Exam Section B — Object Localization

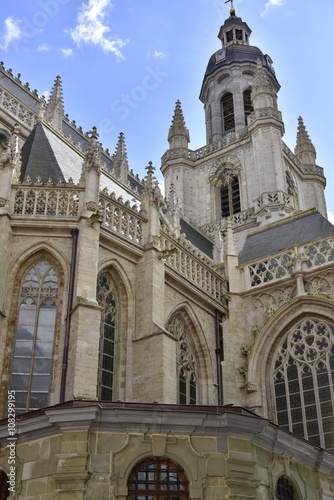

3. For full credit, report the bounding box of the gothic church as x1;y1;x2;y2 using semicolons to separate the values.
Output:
0;6;334;500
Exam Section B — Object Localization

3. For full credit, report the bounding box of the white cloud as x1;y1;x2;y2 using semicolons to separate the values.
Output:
37;43;50;52
70;0;128;58
328;211;334;225
153;50;167;59
61;48;73;57
261;0;284;17
0;17;22;50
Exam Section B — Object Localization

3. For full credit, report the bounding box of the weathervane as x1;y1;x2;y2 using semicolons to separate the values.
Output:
225;0;234;7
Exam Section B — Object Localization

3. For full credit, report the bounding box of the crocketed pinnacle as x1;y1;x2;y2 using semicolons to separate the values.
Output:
45;75;64;132
168;100;190;147
252;59;274;97
112;132;129;183
294;116;316;159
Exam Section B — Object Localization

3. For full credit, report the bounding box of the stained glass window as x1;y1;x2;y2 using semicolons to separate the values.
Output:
127;457;189;499
273;318;334;452
10;261;58;413
96;274;117;401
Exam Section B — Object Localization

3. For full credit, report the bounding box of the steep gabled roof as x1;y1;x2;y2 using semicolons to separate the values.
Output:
239;211;334;264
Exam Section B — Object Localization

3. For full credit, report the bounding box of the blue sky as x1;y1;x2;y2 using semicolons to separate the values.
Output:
1;0;333;220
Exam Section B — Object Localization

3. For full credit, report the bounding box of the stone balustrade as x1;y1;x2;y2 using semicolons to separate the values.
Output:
244;235;334;289
98;192;145;245
13;185;82;217
161;128;249;166
0;88;35;128
160;229;228;302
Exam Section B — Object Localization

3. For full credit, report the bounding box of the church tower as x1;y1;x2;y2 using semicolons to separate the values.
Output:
162;5;327;249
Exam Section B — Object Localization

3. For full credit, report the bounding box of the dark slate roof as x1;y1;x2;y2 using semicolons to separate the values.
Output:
239;211;334;264
21;122;65;183
180;219;213;258
204;44;264;78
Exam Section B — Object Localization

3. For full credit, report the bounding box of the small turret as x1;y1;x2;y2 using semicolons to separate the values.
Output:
112;132;129;184
294;116;316;166
251;59;275;110
168;100;190;150
45;76;64;132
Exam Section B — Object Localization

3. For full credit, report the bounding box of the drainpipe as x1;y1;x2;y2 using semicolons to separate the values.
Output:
60;228;79;403
215;310;224;405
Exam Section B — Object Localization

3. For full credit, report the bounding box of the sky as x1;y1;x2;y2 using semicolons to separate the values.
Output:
0;0;333;220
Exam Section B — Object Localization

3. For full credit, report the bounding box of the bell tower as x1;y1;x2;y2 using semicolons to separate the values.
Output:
199;5;280;144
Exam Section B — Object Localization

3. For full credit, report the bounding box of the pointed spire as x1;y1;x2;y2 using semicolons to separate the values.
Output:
294;116;316;165
168;100;190;149
251;59;275;109
112;132;129;184
45;76;64;132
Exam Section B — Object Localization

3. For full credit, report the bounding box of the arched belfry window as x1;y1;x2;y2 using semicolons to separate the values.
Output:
273;318;334;453
96;273;117;401
210;156;242;218
127;457;189;499
168;315;197;405
10;260;59;413
276;476;295;500
221;92;235;133
243;89;253;125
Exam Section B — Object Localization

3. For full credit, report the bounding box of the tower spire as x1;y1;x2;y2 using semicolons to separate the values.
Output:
225;0;236;16
45;75;64;132
168;100;190;149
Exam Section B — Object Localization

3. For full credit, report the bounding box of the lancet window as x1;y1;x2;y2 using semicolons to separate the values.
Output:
221;92;235;133
168;315;197;405
220;176;240;217
96;273;117;401
273;318;334;453
127;457;189;499
10;260;59;413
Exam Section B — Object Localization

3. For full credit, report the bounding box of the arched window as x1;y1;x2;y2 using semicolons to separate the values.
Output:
243;89;253;125
96;274;117;401
10;260;59;413
273;318;334;453
276;476;294;500
0;471;9;500
168;315;197;405
221;93;235;133
220;176;241;217
127;457;189;499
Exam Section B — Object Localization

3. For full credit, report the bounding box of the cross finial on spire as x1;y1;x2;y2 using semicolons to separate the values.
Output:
225;0;236;16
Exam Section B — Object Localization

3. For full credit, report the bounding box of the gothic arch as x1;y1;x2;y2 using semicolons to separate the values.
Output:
97;260;133;401
247;296;334;420
166;303;214;404
0;248;66;416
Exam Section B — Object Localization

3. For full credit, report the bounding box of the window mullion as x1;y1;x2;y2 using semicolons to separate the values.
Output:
298;364;308;440
313;362;325;448
284;363;293;432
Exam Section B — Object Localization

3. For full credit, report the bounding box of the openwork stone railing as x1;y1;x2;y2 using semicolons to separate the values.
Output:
245;236;334;289
13;185;82;217
0;88;35;128
201;208;256;238
161;128;249;165
255;191;292;210
98;192;145;245
160;228;228;302
247;107;282;126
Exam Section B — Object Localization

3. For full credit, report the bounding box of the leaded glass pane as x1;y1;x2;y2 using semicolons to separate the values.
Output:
10;260;58;414
96;274;117;401
273;318;334;451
